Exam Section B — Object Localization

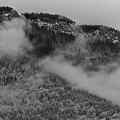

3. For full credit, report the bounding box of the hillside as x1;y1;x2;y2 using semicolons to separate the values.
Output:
0;6;120;120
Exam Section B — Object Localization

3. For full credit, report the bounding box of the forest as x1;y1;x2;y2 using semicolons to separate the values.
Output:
0;6;120;120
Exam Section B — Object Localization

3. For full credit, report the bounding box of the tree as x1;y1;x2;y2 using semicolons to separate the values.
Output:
99;111;107;119
112;113;120;119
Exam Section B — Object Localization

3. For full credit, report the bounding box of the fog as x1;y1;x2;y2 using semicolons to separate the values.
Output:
39;34;120;106
0;18;32;58
40;56;120;106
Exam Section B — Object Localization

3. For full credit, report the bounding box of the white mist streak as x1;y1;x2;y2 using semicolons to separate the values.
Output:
0;18;32;58
41;56;120;106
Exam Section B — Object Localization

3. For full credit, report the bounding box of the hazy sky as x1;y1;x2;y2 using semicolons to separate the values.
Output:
1;0;120;30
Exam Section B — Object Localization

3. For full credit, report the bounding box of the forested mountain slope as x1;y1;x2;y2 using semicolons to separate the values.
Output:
0;6;120;120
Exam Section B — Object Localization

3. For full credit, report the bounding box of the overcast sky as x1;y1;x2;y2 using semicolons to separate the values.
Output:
1;0;120;30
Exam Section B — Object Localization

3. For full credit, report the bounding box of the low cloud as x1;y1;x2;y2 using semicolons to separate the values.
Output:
41;56;120;106
40;33;120;106
0;18;32;58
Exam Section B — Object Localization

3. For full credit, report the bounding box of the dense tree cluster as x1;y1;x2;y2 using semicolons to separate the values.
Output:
22;11;76;57
0;71;120;120
81;25;101;33
27;22;75;56
23;12;75;24
0;6;13;14
0;54;38;86
0;7;19;22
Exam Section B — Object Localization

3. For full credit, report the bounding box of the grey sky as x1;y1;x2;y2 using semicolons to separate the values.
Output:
1;0;120;30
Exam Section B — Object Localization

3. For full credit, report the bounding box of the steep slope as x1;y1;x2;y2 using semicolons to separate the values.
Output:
23;12;76;56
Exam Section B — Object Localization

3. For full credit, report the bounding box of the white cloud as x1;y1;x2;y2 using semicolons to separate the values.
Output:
41;56;120;106
0;18;32;58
